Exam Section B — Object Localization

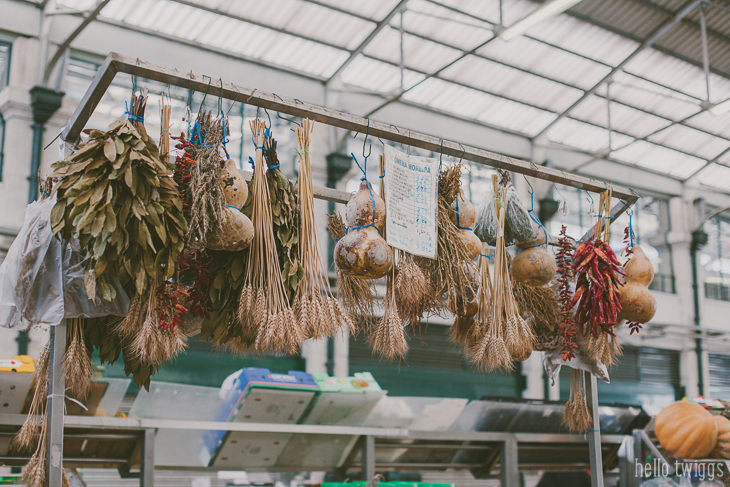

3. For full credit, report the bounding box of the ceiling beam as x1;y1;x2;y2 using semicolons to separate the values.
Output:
42;0;110;84
531;0;703;141
326;0;409;86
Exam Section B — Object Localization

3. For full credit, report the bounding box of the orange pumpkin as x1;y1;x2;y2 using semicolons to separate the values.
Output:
655;402;717;459
711;416;730;459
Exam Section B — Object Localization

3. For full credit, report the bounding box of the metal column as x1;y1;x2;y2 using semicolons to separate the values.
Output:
585;371;604;487
501;435;519;487
140;428;155;487
46;320;67;487
362;435;375;480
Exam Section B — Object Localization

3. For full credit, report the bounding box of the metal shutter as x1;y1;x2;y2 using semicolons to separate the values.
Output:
709;353;730;400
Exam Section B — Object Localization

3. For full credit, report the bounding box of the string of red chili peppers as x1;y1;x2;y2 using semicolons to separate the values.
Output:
557;225;579;361
571;234;625;337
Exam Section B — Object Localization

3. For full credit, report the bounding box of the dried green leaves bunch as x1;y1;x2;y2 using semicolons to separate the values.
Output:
261;131;303;302
50;92;187;299
294;120;353;340
238;119;303;354
327;212;376;331
185;111;227;250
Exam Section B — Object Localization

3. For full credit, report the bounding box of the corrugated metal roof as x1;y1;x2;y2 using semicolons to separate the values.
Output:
695;163;730;192
54;0;730;191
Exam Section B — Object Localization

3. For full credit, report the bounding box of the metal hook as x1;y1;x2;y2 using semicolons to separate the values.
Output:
246;88;258;104
458;142;465;164
586;191;595;213
197;75;213;119
363;118;372;159
439;138;444;165
263;108;272;129
271;93;283;101
226;83;242;117
522;174;534;195
278;112;301;126
293;98;304;104
217;77;224;116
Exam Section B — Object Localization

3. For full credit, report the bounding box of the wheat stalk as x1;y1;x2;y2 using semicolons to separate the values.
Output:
239;119;302;353
63;318;93;400
160;93;172;159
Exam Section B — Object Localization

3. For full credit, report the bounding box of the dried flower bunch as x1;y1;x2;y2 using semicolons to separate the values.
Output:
294;120;354;339
50;90;187;299
185;110;227;250
238;119;303;354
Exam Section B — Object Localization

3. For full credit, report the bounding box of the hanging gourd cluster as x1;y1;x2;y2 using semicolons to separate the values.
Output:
36;91;658;393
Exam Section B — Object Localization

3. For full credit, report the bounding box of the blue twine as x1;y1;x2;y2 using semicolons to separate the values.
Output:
480;253;491;259
251;137;264;151
628;213;634;248
350;153;380;234
269;164;279;170
583;429;600;440
188;120;215;148
248;156;255;172
455;195;473;231
125;96;144;123
221;117;230;152
522;192;548;251
227;205;240;211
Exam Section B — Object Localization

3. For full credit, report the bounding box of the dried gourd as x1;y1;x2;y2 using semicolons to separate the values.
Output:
618;244;656;333
450;189;481;259
335;180;393;279
510;234;557;286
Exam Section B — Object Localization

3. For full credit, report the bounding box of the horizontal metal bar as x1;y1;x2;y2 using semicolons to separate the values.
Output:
0;455;129;464
355;462;485;469
375;443;493;450
61;52;638;207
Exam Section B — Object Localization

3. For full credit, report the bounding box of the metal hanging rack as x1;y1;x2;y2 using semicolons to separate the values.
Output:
41;52;639;487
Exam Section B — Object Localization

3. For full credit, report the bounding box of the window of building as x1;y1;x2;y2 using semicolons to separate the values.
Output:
701;215;730;301
0;40;10;91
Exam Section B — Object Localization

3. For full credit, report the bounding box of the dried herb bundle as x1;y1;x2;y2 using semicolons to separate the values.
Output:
185;111;227;250
512;281;560;347
50;91;187;298
563;369;592;433
238;120;302;354
416;163;477;315
327;212;376;331
294;120;353;339
261;131;303;302
64;318;94;400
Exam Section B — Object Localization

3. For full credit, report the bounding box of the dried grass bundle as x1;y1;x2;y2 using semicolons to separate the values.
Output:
186;111;227;249
415;163;476;315
512;281;560;339
327;212;376;332
239;119;302;354
160;93;172;159
10;343;49;454
394;252;435;326
371;265;408;359
294;120;353;339
563;369;593;433
583;332;622;366
471;180;535;368
63;318;93;400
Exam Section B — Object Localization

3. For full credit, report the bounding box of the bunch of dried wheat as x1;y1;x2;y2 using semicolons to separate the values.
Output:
10;344;49;455
562;369;593;433
371;264;408;359
239;119;302;354
186;111;227;249
327;212;376;332
63;318;93;400
294;120;354;340
583;332;622;367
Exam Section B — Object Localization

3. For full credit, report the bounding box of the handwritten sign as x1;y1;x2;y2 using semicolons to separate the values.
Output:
383;145;438;259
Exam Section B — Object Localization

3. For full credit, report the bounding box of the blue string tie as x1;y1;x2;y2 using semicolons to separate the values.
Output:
189;121;215;148
221;117;230;156
251;137;264;151
521;192;548;251
454;195;473;231
268;164;279;170
125;97;144;123
349;153;381;234
628;213;634;247
248;156;255;172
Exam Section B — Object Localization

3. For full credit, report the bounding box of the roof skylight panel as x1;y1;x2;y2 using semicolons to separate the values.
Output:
685;110;730;140
694;163;730;192
363;28;463;74
606;71;701;121
478;36;611;90
648;125;730;161
261;36;349;78
441;56;584;113
56;0;97;10
311;0;401;20
548;118;634;153
625;49;730;102
569;95;671;139
611;140;706;179
98;0;138;22
403;1;494;51
528;13;639;67
341;56;424;92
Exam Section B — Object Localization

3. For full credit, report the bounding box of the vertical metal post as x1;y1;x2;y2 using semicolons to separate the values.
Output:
500;435;519;487
46;320;67;487
362;435;375;480
699;2;711;103
140;428;155;487
499;0;504;26
633;430;644;487
585;371;604;487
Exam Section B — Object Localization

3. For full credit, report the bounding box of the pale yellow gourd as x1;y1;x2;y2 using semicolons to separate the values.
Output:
618;245;656;324
510;234;556;286
450;190;481;259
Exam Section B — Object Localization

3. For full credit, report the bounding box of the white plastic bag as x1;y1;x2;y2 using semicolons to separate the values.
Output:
474;188;505;246
62;237;130;318
543;348;610;385
0;195;64;329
